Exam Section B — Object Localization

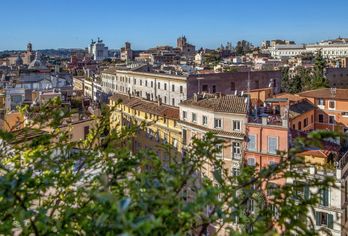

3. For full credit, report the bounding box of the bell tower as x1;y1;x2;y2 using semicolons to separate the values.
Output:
27;42;32;52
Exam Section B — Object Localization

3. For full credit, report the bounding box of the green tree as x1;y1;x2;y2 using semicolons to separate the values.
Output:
311;50;329;89
280;67;290;92
297;66;312;91
235;40;253;56
0;98;336;235
288;75;302;93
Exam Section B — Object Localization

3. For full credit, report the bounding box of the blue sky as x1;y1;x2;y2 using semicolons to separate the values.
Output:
1;0;348;50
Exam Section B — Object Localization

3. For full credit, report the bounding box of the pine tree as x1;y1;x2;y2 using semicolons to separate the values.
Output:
288;75;302;93
312;50;329;89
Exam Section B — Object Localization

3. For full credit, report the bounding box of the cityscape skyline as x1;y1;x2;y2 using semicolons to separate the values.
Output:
2;0;348;51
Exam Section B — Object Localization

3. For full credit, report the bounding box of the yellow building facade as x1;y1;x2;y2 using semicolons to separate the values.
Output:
109;93;182;163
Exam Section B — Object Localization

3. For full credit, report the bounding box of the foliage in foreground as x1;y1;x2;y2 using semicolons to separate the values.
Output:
0;99;336;235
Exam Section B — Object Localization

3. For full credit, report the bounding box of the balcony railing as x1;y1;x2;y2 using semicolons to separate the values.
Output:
248;114;286;127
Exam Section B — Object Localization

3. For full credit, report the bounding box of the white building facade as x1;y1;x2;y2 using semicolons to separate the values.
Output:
287;153;348;236
101;69;188;107
268;42;348;59
88;38;108;61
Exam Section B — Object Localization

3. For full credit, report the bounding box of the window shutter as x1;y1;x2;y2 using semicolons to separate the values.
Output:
304;185;310;200
320;188;329;206
315;211;321;226
328;214;334;229
231;210;238;224
323;188;329;206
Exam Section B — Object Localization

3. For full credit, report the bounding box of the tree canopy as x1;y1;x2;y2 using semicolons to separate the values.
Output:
280;50;329;93
0;98;337;235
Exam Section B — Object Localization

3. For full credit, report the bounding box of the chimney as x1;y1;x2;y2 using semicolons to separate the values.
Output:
193;93;198;102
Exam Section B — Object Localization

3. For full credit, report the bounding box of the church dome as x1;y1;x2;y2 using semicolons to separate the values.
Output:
15;54;23;65
28;52;48;70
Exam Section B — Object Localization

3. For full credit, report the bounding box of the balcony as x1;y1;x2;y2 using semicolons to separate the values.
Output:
232;153;242;160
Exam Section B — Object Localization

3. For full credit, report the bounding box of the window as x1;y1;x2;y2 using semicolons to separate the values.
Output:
267;182;279;196
317;98;325;106
145;80;148;86
180;86;183;93
315;211;333;229
133;78;136;85
172;98;175;106
342;112;348;117
255;80;259;89
298;121;302;130
192;113;197;122
212;85;216;93
295;181;310;200
182;129;187;145
247;158;256;166
318;114;324;123
268;136;278;154
230;82;235;91
320;188;329;206
214;118;222;128
182;111;187;120
202;84;208;92
164;83;167;90
329;115;335;124
140;80;142;86
172;84;175;92
269;160;277;167
232;167;240;176
273;79;277;88
232;142;241;159
202;115;208;125
83;126;90;139
233;120;241;131
328;100;336;110
216;144;223;158
304;118;308;127
247;135;256;151
158;82;160;89
164;96;167;103
151;81;153;88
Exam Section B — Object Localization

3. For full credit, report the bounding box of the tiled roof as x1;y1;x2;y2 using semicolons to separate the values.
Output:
179;120;245;139
180;95;248;114
289;99;316;119
298;88;348;100
110;93;179;120
10;128;48;144
274;93;303;102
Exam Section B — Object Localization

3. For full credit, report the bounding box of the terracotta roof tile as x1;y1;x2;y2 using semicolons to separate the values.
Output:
109;93;179;120
180;94;248;114
289;99;316;119
298;88;348;100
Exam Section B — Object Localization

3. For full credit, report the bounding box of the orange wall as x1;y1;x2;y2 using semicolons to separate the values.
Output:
290;110;315;131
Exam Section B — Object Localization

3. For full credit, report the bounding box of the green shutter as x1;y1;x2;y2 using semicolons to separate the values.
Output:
315;211;321;226
328;214;334;229
324;188;329;206
304;185;310;200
